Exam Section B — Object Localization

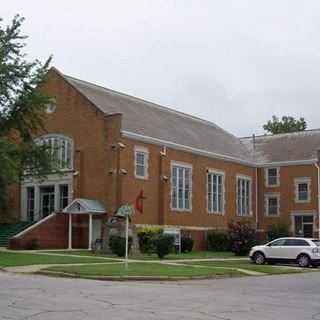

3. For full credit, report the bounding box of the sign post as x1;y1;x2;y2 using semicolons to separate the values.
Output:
116;204;135;270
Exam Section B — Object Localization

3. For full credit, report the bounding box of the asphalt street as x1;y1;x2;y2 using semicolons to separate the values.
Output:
1;271;320;320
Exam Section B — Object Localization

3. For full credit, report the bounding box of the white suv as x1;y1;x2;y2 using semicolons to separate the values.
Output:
249;237;320;267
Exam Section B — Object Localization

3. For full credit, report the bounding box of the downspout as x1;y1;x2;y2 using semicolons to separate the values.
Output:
315;162;320;239
255;167;259;231
252;134;259;232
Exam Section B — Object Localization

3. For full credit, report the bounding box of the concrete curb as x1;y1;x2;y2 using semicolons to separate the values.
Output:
38;270;242;281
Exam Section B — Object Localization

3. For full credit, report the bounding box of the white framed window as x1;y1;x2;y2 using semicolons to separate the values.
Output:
236;175;252;216
37;134;73;170
207;169;225;214
26;187;35;221
265;193;280;217
59;184;69;211
134;146;149;179
295;177;311;203
45;97;57;114
171;162;192;211
265;167;280;187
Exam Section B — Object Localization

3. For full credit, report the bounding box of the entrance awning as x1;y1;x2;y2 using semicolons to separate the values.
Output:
62;198;106;250
62;198;106;215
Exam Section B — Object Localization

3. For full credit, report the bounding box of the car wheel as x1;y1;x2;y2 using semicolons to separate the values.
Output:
297;254;310;268
253;252;265;265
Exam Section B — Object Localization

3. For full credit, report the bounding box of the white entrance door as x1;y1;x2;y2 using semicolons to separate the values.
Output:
294;215;314;238
39;186;55;219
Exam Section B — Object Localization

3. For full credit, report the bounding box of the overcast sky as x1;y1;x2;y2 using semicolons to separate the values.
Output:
2;1;320;136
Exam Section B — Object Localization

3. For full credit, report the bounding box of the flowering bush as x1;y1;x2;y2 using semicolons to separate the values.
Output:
228;221;256;256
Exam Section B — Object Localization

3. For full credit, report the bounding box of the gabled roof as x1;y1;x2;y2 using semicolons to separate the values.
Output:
240;129;320;166
53;68;320;167
56;69;252;164
63;198;106;214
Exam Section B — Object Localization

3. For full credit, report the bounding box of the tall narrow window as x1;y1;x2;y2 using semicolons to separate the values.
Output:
265;168;280;187
237;176;251;216
265;193;280;216
134;146;149;179
26;187;35;221
171;163;192;211
207;170;225;214
59;184;69;210
295;177;311;203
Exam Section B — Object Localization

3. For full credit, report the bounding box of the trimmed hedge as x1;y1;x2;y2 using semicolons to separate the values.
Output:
207;231;230;251
267;223;290;241
154;234;174;259
181;236;194;253
137;226;163;254
109;235;133;257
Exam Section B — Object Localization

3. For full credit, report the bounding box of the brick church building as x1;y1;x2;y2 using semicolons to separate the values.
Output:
6;67;320;249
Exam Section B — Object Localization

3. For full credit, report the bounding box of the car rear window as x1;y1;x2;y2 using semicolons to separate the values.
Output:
284;239;309;246
311;240;320;246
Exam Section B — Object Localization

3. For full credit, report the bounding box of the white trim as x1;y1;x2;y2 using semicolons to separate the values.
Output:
63;199;106;214
265;167;280;187
170;161;192;212
35;134;74;170
13;213;57;238
123;131;254;166
259;159;317;167
134;145;149;180
290;211;316;236
264;192;280;217
122;130;318;167
294;177;312;203
135;224;217;231
206;169;225;215
236;175;253;217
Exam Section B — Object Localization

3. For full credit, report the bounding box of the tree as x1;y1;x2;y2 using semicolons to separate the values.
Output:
0;15;52;221
263;115;307;135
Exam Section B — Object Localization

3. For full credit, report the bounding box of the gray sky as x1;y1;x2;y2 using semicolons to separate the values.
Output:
3;0;320;136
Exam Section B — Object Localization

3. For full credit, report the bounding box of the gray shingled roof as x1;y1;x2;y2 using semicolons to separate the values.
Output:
241;130;320;164
64;74;251;163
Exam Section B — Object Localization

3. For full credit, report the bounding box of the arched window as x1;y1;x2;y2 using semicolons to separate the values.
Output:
37;134;73;170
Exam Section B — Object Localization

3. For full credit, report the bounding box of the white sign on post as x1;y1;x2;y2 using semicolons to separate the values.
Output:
163;228;181;254
116;205;135;269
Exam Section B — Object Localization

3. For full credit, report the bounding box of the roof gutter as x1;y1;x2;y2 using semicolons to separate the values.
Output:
122;131;255;166
315;162;320;239
122;131;318;168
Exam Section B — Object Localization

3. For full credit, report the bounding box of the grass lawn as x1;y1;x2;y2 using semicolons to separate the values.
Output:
0;251;119;268
41;250;237;260
45;262;243;278
182;260;308;275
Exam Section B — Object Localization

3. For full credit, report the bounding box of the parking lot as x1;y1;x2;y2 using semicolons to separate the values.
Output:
1;271;320;320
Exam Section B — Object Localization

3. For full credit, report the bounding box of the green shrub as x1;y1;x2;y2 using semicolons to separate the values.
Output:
154;234;174;259
267;223;290;241
207;230;230;251
109;235;132;257
228;221;256;256
137;226;163;254
181;236;194;253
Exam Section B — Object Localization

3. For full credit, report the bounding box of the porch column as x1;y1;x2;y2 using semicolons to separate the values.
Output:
68;214;72;249
88;213;93;250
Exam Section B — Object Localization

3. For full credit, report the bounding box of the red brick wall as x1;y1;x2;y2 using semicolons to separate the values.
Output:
257;165;319;238
9;213;89;250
